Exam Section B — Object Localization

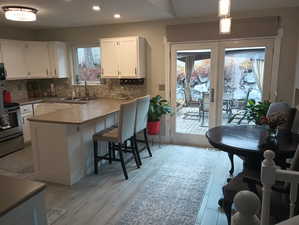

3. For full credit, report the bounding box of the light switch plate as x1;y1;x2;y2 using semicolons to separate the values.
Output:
158;84;165;91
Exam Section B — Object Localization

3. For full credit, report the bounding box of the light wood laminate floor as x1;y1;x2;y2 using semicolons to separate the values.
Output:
43;145;242;225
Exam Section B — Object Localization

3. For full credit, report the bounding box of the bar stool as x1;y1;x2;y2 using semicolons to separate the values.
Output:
93;100;139;180
133;95;152;166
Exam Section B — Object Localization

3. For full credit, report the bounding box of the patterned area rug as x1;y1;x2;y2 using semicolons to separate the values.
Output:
47;208;67;225
116;147;214;225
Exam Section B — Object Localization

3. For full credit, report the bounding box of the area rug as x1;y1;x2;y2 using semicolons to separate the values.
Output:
47;208;67;225
116;147;214;225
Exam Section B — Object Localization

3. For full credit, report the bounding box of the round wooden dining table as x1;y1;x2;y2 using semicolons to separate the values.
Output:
206;125;298;175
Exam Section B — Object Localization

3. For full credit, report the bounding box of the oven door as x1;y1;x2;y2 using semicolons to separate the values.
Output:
0;104;24;157
0;105;23;139
0;133;24;157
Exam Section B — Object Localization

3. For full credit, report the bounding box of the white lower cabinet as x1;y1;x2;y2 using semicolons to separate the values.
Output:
22;103;73;143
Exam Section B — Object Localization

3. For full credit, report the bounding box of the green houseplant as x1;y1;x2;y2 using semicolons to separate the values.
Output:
228;99;271;125
147;95;172;135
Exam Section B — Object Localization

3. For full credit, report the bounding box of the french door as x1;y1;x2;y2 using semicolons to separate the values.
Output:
169;39;274;146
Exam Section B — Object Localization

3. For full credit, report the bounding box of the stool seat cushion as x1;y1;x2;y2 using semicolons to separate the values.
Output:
93;127;119;143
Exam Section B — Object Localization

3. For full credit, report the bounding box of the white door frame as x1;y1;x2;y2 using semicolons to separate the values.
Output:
170;42;218;146
165;37;276;147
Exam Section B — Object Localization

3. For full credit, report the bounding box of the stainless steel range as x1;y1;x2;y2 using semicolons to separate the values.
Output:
0;63;24;158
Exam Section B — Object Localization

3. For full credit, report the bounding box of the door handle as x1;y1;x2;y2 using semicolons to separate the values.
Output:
210;88;215;103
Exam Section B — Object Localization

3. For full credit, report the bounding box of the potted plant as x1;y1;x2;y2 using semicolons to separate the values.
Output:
147;95;172;135
228;99;271;125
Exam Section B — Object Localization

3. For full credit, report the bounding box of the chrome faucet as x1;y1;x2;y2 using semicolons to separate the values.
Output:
84;80;89;97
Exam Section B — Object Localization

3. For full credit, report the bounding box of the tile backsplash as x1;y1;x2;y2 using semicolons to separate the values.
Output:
5;78;146;101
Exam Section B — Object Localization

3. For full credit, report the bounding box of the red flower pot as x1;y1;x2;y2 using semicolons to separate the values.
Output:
147;121;161;135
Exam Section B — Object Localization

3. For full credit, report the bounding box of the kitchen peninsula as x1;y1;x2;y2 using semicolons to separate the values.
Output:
28;98;127;185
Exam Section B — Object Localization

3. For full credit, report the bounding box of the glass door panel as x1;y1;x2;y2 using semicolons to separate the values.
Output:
221;47;266;125
175;49;212;135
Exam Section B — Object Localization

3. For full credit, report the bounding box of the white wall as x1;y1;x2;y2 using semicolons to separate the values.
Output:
34;7;299;104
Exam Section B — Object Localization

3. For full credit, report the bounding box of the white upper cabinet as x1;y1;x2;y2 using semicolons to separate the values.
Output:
48;42;69;78
101;39;119;78
0;39;69;80
101;36;146;79
25;41;50;78
0;40;27;80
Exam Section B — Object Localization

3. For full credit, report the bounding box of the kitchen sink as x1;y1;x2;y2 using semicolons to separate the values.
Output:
48;97;98;104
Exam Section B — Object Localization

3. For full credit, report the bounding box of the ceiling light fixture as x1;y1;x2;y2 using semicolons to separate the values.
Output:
219;17;231;34
114;14;121;19
2;6;38;22
218;0;231;17
92;5;101;11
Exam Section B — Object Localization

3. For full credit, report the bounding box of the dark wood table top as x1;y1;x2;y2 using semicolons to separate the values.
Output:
206;125;298;158
0;175;46;217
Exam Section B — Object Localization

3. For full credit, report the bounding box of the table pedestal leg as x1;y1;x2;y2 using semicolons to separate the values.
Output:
228;153;234;175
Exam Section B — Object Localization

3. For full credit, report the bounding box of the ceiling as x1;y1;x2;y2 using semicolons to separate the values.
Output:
0;0;299;28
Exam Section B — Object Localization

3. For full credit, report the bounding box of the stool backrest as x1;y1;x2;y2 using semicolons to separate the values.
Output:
118;100;137;143
135;95;150;133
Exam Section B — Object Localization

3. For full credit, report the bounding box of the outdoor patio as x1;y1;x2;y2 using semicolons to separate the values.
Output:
176;106;249;135
175;47;265;135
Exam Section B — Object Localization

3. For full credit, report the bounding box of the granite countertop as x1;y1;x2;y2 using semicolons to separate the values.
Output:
28;98;129;125
0;175;46;217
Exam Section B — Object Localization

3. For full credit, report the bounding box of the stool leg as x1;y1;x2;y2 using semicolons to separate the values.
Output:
144;129;152;157
133;134;142;166
108;142;112;164
93;140;98;174
118;143;128;180
130;137;140;168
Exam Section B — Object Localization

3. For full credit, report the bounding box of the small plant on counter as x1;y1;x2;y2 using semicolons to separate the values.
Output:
147;95;172;135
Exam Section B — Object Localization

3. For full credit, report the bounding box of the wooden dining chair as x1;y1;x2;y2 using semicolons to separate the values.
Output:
232;149;299;225
222;145;299;225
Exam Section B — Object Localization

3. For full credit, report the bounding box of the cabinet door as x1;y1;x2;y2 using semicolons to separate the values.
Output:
25;41;50;78
1;40;27;79
101;40;118;78
49;42;68;78
23;114;32;143
118;39;137;78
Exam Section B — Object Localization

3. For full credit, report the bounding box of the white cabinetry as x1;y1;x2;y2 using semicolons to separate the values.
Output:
25;41;50;78
21;104;34;144
0;40;27;79
0;39;69;80
48;42;69;78
101;36;145;79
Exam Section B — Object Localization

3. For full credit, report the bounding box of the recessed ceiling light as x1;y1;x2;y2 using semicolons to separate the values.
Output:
92;5;101;11
2;6;38;22
114;14;121;19
219;17;232;34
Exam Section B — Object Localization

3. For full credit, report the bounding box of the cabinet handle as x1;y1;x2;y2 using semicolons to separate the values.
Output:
46;69;49;75
27;72;31;76
54;69;57;75
102;68;104;75
135;68;137;75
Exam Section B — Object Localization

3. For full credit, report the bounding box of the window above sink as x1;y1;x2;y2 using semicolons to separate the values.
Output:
72;43;102;85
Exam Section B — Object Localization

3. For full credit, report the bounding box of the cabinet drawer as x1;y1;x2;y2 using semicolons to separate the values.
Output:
21;104;33;115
